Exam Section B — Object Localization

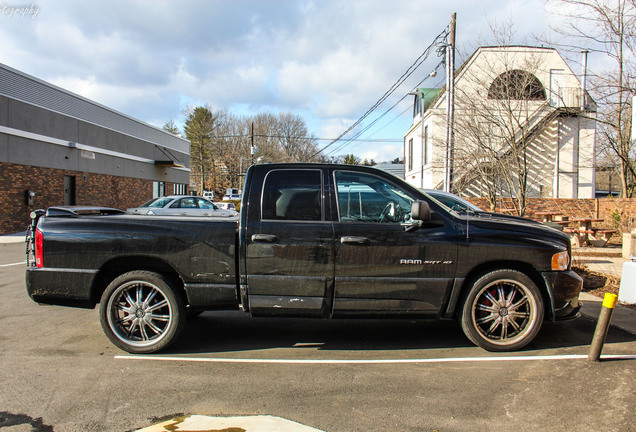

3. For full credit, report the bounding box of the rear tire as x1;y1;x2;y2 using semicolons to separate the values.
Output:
99;271;185;354
461;269;544;352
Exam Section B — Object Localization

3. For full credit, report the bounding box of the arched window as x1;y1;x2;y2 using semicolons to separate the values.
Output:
488;70;546;100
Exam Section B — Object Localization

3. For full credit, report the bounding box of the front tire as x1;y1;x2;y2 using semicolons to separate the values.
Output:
461;269;544;352
99;271;186;354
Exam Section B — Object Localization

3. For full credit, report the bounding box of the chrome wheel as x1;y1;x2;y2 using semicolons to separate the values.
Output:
472;279;537;344
100;271;185;353
107;281;172;347
461;270;544;351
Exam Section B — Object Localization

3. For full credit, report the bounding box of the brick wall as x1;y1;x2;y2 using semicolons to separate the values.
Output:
0;162;182;234
4;161;634;236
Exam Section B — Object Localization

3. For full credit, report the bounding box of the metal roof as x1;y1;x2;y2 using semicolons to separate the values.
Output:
0;63;189;153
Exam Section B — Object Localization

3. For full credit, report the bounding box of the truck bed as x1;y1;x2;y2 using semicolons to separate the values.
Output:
26;214;239;309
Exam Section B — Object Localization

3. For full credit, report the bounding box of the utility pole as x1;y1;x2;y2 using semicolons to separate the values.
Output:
444;13;456;193
251;122;255;165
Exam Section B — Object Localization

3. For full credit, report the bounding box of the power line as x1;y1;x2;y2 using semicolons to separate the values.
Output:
305;26;450;161
324;60;447;157
211;134;402;143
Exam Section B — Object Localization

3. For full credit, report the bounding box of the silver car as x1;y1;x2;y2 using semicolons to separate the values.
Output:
127;195;238;217
421;189;483;212
215;202;237;211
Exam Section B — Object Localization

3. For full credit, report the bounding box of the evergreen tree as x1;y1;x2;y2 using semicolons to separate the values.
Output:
184;107;215;193
343;154;360;164
162;119;180;135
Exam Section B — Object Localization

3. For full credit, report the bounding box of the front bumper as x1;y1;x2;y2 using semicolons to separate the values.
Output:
541;270;583;321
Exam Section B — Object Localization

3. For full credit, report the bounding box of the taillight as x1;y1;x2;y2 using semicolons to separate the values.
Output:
35;228;43;268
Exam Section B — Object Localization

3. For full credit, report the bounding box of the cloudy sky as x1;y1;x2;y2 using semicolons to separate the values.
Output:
1;0;579;162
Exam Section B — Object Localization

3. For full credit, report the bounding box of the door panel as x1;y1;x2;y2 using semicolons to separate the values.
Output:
550;69;565;107
245;169;335;317
63;175;76;206
332;170;457;316
334;222;456;315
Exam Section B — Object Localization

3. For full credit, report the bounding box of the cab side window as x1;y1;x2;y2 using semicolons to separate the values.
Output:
177;197;197;208
335;171;414;223
197;198;216;209
262;170;322;221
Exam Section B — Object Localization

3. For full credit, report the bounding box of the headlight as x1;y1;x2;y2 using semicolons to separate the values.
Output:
551;251;570;271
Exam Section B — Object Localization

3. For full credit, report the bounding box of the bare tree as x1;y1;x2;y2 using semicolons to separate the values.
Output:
547;0;636;196
275;113;321;162
252;113;284;163
453;47;558;215
195;111;321;195
214;112;251;193
251;113;320;163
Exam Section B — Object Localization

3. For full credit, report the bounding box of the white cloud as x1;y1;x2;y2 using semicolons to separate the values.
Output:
0;0;580;162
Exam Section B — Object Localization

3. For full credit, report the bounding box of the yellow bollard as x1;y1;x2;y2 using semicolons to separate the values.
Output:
588;293;618;362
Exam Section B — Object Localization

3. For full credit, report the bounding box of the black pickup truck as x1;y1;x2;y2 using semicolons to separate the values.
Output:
26;163;582;354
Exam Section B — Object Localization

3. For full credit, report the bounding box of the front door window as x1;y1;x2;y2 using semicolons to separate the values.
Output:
335;171;414;224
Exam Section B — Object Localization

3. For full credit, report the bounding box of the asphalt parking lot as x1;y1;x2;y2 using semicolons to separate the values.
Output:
1;241;635;432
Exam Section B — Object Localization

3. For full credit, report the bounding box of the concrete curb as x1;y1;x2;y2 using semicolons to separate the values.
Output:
0;232;26;244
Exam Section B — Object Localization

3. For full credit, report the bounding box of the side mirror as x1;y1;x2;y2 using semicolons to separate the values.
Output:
411;200;431;221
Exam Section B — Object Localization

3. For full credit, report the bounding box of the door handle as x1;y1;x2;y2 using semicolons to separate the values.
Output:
251;234;278;242
340;236;369;245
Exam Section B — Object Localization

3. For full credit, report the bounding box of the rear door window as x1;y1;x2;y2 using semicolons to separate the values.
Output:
261;170;322;221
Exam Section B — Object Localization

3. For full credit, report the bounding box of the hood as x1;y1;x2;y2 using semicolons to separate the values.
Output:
460;212;570;244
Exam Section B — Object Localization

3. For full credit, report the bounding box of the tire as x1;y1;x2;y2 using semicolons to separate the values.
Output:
461;269;544;352
99;271;186;354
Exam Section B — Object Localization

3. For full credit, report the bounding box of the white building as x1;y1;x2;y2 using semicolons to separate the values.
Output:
404;46;596;199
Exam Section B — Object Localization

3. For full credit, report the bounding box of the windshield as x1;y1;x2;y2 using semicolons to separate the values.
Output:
139;198;160;208
147;197;173;208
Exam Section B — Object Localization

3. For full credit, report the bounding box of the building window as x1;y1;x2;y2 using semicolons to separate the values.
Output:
488;70;546;100
413;93;421;117
153;181;166;198
423;126;429;165
174;183;187;195
408;138;414;171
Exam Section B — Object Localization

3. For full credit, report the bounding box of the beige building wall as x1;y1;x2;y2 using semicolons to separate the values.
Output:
404;46;597;199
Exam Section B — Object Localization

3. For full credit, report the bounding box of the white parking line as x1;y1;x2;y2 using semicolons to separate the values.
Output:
115;354;636;364
0;261;26;267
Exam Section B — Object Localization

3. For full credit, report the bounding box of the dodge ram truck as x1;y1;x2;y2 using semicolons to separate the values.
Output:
25;163;582;354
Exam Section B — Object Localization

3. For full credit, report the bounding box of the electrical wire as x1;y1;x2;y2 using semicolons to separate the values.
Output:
211;134;402;143
304;26;450;161
323;60;447;158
